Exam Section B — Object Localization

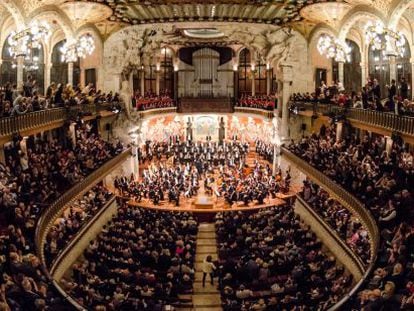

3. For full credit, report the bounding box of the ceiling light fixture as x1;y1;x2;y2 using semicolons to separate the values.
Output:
317;34;351;62
60;33;95;62
8;21;50;57
365;21;405;57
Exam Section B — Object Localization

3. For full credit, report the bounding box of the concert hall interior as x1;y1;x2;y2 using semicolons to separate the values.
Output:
0;0;414;310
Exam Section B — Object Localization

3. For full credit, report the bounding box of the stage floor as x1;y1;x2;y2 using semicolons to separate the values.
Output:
114;148;301;214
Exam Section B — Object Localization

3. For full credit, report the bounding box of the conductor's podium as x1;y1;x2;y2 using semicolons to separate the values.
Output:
194;196;214;209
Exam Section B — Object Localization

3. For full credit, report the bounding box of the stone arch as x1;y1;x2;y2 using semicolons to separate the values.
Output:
338;6;386;41
27;6;75;41
0;14;17;62
0;0;25;30
308;24;338;50
388;0;412;31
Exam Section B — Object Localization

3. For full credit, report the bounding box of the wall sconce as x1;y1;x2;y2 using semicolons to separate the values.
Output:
233;64;238;71
174;64;179;72
251;64;255;71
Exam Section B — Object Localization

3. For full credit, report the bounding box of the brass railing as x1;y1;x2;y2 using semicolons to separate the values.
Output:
281;147;379;310
49;195;116;269
234;107;274;119
296;195;366;273
294;101;414;136
138;107;177;119
347;109;414;135
35;148;131;266
0;108;66;136
0;103;115;138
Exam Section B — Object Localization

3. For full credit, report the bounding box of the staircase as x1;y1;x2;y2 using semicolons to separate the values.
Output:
177;223;222;311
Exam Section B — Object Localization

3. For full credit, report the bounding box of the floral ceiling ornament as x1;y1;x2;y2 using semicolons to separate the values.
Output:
317;34;351;62
365;21;406;57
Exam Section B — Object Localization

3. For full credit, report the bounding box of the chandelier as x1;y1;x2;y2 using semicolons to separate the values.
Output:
365;21;406;57
60;34;95;62
8;21;50;57
12;52;40;71
317;34;351;62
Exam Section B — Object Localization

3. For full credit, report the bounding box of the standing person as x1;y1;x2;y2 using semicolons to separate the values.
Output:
387;80;397;112
202;255;216;287
400;77;408;100
372;79;381;101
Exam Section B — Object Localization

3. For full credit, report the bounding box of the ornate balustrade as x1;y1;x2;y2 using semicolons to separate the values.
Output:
281;147;379;310
293;101;414;137
295;195;365;275
234;106;274;119
35;148;131;265
50;196;118;279
0;103;114;140
0;108;67;136
138;106;177;119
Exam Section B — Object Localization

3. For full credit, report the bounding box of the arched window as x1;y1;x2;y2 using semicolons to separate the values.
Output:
332;40;361;93
160;48;174;96
396;42;411;99
0;35;17;86
255;59;267;95
238;48;252;96
368;36;410;98
51;40;80;86
1;35;45;93
144;65;156;94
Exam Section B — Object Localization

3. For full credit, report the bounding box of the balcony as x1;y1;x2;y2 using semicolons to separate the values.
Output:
0;104;116;144
281;147;379;309
293;102;414;140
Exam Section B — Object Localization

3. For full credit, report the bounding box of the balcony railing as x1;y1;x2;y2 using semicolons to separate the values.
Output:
35;148;131;266
138;106;177;119
281;147;379;310
293;102;414;136
295;195;366;273
234;107;274;119
0;108;67;136
0;103;115;138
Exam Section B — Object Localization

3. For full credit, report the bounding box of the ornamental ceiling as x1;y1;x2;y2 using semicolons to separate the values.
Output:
0;0;412;41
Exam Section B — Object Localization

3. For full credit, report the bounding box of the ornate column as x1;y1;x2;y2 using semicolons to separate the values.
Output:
360;62;366;87
251;65;256;96
337;61;344;84
233;66;239;99
271;118;280;175
389;55;397;83
411;59;414;100
68;62;74;86
155;69;160;96
266;66;272;95
16;55;25;91
280;63;293;141
173;66;179;102
129;131;140;178
44;62;52;93
140;67;145;95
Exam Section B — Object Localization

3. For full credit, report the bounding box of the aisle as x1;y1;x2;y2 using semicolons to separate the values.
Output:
177;223;222;311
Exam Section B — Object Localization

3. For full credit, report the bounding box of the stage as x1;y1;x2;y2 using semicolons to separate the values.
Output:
112;147;301;221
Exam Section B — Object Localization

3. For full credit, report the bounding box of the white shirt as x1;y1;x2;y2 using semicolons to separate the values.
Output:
202;259;216;273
